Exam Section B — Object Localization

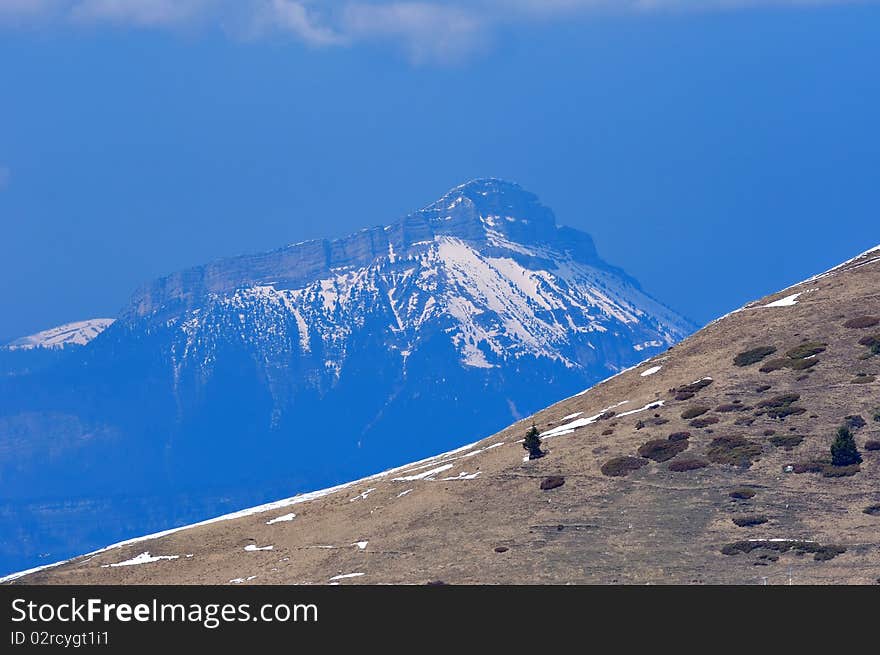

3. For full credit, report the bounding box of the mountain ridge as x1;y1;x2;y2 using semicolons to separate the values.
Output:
124;178;640;320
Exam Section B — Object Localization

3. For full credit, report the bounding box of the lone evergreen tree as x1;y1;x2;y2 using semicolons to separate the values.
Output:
523;423;544;460
830;424;862;466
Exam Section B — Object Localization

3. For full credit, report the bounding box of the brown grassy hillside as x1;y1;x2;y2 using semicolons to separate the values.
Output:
8;246;880;585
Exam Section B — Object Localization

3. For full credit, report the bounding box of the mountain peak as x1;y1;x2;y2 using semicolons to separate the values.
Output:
413;177;557;246
436;178;536;208
127;179;598;318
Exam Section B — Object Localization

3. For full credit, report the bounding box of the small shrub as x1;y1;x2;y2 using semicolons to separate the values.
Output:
601;457;647;477
822;464;861;478
863;505;880;516
831;425;862;466
674;391;695;401
734;417;755;426
758;393;801;408
732;515;768;527
813;545;847;561
707;435;762;467
681;406;710;420
794;451;861;477
637;438;689;462
858;334;880;348
729;487;756;500
759;358;789;373
668;431;691;442
874;408;880;423
494;546;509;553
721;540;845;561
857;335;880;357
690;416;720;428
763;429;776;436
734;346;777;367
672;378;714;395
785;342;827;360
716;403;747;413
759;344;823;372
540;476;565;491
864;440;880;451
601;428;614;436
851;374;876;384
844;316;880;329
668;457;709;472
770;435;804;449
845;415;866;430
792;459;826;474
755;384;772;393
787;358;819;371
755;394;805;419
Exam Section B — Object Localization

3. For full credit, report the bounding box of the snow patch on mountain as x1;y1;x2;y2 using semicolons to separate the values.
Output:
5;319;115;350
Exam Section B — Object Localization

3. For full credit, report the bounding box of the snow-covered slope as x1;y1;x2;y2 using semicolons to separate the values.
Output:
4;319;115;350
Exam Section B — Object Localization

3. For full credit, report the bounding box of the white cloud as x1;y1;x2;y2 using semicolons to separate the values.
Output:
341;3;486;63
0;0;875;61
263;0;346;46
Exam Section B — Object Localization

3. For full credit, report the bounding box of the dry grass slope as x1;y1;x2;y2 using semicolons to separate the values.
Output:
7;246;880;585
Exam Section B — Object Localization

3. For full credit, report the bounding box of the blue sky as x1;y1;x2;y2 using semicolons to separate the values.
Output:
1;1;878;341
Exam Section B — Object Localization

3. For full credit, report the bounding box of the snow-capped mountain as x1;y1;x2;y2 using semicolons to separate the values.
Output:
4;319;115;351
128;178;689;384
0;178;693;576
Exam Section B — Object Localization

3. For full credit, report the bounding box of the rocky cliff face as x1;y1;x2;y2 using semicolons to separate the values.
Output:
0;179;693;575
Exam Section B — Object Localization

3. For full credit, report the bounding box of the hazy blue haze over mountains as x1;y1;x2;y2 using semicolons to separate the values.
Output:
0;179;693;575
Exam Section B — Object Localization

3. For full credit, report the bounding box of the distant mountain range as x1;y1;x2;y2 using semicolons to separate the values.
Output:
0;178;693;575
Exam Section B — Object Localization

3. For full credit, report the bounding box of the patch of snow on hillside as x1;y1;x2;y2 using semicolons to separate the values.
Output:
244;544;273;552
392;464;454;481
640;366;662;377
266;513;296;525
349;488;376;502
229;576;257;584
441;471;481;481
763;293;802;308
541;400;630;438
618;400;664;417
101;552;178;568
329;572;364;581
